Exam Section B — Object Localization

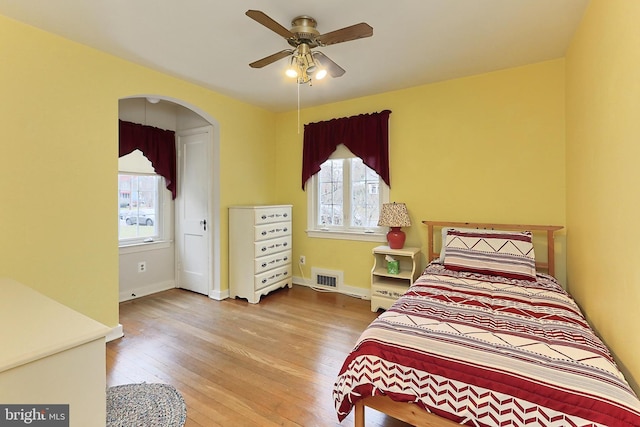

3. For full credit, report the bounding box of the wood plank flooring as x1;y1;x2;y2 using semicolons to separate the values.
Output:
106;285;411;427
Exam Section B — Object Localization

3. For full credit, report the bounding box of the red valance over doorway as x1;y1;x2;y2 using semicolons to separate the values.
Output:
119;120;177;199
301;110;391;190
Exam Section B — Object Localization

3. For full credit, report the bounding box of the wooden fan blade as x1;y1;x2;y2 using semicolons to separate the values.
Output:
249;49;293;68
316;22;373;46
314;52;346;78
246;10;294;40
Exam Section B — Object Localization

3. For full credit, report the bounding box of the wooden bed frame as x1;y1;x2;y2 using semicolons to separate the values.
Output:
353;221;564;427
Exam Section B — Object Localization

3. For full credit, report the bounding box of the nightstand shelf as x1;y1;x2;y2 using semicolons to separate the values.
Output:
371;267;415;281
371;245;421;312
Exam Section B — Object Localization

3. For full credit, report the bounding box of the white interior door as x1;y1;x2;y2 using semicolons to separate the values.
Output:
176;127;211;295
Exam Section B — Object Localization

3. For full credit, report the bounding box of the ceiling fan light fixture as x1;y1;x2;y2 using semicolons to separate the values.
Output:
298;71;311;84
314;68;327;80
285;55;299;78
304;51;316;71
285;67;298;78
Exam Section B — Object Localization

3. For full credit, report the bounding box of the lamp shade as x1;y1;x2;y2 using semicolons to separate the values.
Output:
377;203;411;249
377;203;411;228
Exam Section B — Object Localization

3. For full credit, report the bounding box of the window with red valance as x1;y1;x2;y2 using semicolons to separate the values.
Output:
119;120;177;199
301;110;391;190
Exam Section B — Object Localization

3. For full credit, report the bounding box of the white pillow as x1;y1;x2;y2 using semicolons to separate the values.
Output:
442;229;537;281
439;227;530;262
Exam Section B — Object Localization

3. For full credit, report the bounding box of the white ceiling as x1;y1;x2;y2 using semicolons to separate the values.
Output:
0;0;589;113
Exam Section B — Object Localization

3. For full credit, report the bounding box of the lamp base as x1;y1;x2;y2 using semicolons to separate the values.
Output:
386;227;406;249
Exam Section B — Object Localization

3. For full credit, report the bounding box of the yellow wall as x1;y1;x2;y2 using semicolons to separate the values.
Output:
4;1;636;397
565;0;640;391
275;59;566;291
0;15;276;327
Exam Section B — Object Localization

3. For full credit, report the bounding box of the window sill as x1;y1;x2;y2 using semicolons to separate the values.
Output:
306;229;387;243
119;240;172;254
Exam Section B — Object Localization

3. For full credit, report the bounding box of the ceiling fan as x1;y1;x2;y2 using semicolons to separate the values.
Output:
246;10;373;84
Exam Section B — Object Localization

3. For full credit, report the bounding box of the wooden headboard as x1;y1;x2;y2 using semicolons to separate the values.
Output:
422;221;564;277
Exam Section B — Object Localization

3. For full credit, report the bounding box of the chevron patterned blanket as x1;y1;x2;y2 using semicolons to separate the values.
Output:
333;264;640;426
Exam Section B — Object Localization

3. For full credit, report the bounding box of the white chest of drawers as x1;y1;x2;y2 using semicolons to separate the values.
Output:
229;205;293;303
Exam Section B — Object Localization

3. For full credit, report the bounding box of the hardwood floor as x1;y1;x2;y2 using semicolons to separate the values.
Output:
106;285;411;427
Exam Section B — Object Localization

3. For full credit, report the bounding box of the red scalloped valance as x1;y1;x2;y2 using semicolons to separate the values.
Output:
301;110;391;190
119;120;177;199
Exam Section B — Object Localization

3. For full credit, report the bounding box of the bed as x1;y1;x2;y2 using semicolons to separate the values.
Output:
333;221;640;427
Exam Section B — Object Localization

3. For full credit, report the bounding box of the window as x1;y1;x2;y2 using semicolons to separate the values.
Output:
118;174;163;244
307;154;388;242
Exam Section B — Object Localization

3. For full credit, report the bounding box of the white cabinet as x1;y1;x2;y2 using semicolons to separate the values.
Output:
229;205;293;303
371;245;421;312
0;278;110;427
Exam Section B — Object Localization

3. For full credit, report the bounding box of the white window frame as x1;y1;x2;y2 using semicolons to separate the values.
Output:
306;146;389;242
118;173;169;248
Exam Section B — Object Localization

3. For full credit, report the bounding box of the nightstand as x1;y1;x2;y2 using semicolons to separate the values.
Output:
371;245;421;312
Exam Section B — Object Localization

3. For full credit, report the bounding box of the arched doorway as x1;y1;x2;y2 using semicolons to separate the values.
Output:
118;95;221;301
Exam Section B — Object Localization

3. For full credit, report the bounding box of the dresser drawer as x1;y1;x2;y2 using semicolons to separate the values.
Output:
255;265;291;291
254;222;291;242
254;235;291;258
255;250;291;274
255;206;291;225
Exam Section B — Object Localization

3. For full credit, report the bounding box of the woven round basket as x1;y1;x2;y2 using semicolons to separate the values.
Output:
106;383;186;427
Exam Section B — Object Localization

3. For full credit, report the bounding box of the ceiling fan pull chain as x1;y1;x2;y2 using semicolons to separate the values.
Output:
297;82;301;134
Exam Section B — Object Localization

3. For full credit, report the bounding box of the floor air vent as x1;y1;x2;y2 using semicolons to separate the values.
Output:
311;268;343;291
317;274;337;288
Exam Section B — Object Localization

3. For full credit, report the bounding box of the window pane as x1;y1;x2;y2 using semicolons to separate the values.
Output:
119;174;160;241
365;166;379;181
317;163;332;182
351;158;366;181
350;158;380;228
317;160;343;226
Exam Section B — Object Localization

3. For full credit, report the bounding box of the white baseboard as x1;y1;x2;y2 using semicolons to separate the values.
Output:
292;276;370;300
209;288;229;301
106;324;124;342
119;280;176;302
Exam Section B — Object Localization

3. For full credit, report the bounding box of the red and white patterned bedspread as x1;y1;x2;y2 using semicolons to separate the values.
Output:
333;264;640;426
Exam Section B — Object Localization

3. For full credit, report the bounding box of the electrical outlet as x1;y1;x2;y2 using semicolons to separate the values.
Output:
299;255;306;265
138;261;146;273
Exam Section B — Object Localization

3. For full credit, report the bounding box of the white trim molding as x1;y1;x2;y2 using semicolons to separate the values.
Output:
306;229;386;242
209;288;229;301
106;324;124;342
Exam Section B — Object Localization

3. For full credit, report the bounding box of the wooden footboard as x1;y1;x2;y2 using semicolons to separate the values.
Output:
355;396;461;427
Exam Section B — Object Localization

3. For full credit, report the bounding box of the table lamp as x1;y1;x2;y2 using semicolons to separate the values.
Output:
377;202;411;249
